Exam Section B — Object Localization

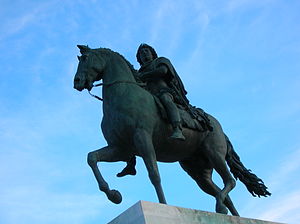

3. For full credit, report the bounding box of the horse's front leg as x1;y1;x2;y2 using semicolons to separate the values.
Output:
134;129;167;204
87;145;128;204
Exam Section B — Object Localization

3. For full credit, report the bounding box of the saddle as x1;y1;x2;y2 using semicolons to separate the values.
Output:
153;96;213;132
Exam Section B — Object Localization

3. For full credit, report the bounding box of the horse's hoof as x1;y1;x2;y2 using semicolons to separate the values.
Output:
216;203;228;214
107;189;122;204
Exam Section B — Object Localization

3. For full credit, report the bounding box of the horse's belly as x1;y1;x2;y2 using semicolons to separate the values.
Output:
153;128;204;162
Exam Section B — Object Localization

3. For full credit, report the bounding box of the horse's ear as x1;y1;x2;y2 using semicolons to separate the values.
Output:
77;45;90;54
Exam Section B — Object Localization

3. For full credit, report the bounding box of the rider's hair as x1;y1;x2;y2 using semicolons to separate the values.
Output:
136;43;158;65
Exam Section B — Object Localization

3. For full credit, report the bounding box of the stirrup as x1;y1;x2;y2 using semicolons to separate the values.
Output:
170;129;185;141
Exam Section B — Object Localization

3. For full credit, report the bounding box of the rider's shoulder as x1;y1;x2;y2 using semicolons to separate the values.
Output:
155;57;171;66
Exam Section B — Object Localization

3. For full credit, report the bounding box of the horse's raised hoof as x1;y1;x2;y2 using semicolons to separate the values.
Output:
107;189;122;204
216;202;228;215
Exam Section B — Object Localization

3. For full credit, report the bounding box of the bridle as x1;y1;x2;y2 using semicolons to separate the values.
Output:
88;80;146;101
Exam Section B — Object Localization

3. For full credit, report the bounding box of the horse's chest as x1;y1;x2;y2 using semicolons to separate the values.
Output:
101;112;136;144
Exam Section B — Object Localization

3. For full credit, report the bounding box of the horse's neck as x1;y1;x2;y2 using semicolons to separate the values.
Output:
103;53;136;84
102;53;137;104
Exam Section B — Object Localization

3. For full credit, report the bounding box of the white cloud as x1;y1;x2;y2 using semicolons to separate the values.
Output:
147;0;185;48
240;148;300;223
225;0;272;12
0;95;108;224
148;0;170;44
257;190;300;224
0;186;107;224
0;1;57;41
267;148;300;192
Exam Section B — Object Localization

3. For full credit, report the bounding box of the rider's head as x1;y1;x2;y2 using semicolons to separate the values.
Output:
136;43;158;66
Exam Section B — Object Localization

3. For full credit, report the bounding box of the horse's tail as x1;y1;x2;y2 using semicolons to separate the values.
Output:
224;134;271;197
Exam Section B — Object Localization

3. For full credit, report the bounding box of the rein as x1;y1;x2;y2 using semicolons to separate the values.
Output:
88;80;146;101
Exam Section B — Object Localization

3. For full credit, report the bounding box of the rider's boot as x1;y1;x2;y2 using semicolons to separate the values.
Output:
117;156;137;177
170;121;185;141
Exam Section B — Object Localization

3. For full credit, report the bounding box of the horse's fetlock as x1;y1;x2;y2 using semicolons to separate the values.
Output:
99;184;109;192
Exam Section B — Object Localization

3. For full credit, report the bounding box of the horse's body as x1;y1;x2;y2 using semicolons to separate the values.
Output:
74;46;270;216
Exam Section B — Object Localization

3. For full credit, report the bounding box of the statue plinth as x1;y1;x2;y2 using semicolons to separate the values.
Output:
108;201;283;224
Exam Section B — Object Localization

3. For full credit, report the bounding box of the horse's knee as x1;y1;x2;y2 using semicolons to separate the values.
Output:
87;152;98;166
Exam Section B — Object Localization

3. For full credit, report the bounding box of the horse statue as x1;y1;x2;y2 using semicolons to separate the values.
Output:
73;45;270;216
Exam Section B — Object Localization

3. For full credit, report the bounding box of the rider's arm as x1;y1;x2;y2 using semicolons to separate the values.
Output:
140;64;168;81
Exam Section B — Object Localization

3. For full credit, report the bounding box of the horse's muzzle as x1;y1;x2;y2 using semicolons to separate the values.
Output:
73;78;84;91
74;77;93;91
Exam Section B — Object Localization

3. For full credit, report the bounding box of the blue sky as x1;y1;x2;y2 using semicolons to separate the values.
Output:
1;0;299;223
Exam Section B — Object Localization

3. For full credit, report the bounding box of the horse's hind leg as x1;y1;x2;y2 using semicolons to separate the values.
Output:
204;176;239;216
209;152;236;214
87;145;130;204
180;160;239;216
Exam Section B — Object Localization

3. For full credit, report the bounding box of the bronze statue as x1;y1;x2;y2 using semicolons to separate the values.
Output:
73;45;271;216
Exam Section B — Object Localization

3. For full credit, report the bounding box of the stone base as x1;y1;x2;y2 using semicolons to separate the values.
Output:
108;201;284;224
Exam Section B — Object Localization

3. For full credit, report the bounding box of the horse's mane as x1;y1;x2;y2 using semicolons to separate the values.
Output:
94;48;138;76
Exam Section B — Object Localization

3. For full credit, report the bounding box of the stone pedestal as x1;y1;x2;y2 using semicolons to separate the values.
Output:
108;201;284;224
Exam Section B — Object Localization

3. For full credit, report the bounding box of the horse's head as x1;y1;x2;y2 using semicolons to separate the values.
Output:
74;45;106;91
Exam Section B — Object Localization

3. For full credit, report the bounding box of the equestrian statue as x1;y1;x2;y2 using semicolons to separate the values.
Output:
73;44;270;216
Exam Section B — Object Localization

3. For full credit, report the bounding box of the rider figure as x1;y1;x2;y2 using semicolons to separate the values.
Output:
137;43;188;140
117;43;189;177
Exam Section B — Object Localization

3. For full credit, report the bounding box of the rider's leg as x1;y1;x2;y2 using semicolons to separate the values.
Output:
116;156;137;177
159;93;185;140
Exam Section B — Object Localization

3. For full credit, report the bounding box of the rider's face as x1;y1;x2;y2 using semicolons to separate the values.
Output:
139;47;153;64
